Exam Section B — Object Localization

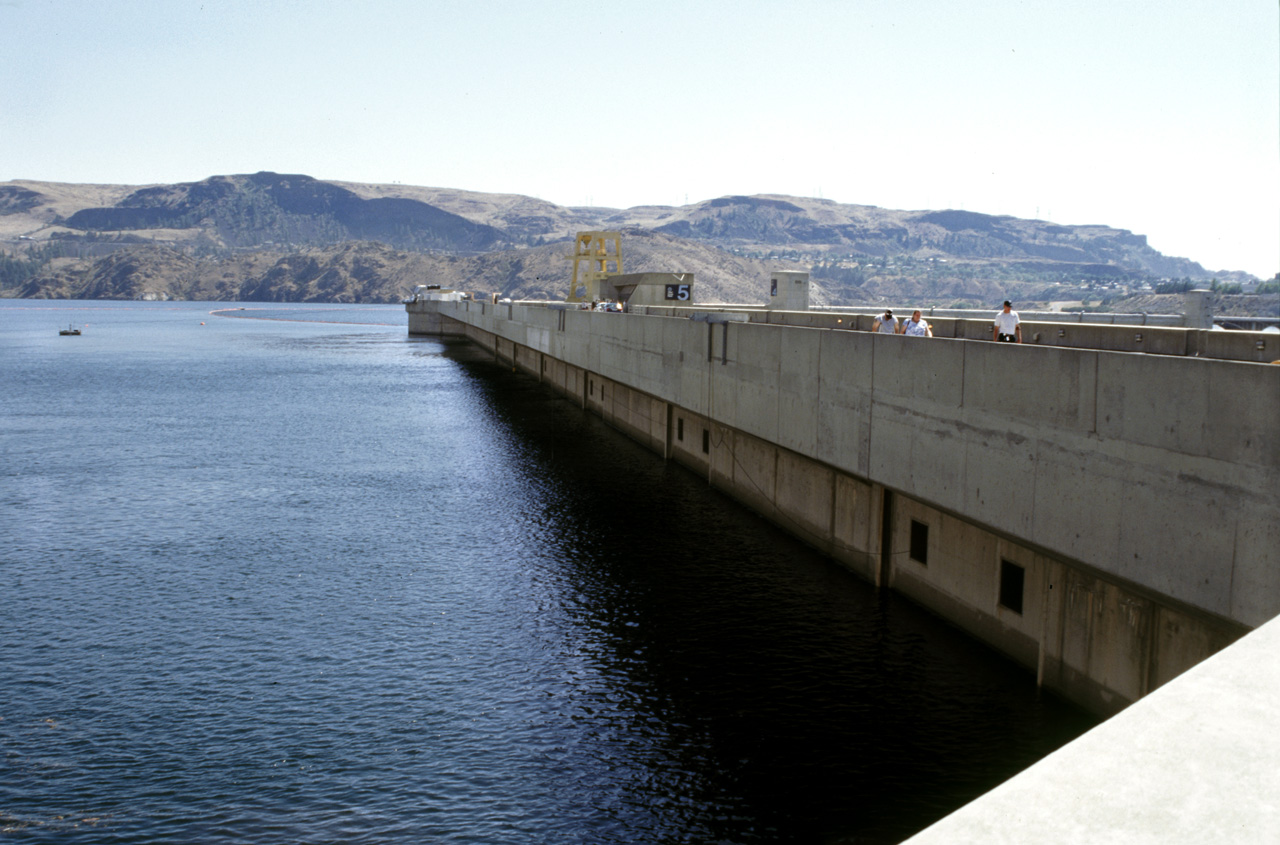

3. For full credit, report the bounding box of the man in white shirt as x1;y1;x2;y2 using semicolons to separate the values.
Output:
873;309;899;334
993;300;1021;343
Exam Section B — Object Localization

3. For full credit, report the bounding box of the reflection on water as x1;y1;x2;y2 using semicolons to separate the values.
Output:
0;301;1094;843
443;345;1095;842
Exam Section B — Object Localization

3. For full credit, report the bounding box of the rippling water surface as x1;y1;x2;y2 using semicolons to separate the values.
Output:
0;301;1094;843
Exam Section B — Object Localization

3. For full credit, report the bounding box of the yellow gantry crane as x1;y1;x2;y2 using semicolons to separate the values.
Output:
565;231;622;303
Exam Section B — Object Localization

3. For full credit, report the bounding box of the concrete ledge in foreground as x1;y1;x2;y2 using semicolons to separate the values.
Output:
904;612;1280;843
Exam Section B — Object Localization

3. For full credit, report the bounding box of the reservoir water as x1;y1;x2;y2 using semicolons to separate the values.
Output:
0;300;1094;843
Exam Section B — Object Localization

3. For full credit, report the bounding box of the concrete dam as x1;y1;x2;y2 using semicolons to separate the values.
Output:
406;289;1278;719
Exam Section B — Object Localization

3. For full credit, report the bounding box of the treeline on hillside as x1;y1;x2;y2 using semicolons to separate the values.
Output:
1156;277;1280;295
0;244;82;290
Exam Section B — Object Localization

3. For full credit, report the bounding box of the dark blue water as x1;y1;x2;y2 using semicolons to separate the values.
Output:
0;301;1094;843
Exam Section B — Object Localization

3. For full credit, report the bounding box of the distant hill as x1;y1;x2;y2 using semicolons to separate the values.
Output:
1;172;1258;307
15;231;785;305
54;172;503;252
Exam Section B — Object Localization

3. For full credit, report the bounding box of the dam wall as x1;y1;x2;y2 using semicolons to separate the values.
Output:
409;299;1277;715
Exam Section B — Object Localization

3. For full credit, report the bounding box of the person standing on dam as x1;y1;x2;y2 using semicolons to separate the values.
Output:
993;300;1022;342
873;309;900;334
903;310;933;337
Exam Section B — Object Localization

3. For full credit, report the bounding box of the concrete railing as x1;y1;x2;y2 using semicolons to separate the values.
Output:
812;304;1188;327
621;304;1280;363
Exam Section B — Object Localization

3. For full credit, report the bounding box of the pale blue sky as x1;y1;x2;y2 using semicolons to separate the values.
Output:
3;0;1276;276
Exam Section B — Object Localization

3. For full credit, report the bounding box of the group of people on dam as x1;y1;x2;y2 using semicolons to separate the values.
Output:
873;307;935;337
872;301;1023;342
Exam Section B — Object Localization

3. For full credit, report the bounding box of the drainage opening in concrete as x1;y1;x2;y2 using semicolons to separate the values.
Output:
909;519;928;565
677;418;684;441
1000;559;1025;614
702;429;710;454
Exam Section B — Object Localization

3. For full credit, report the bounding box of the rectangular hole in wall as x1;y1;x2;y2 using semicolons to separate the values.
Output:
590;380;594;397
909;519;928;565
1000;559;1025;614
677;418;684;441
702;429;710;454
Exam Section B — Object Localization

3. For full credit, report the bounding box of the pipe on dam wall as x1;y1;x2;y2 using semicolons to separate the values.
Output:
411;302;1270;716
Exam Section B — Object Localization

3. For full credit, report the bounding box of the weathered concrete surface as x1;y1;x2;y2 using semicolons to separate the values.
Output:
904;612;1280;844
415;300;1273;713
406;299;471;336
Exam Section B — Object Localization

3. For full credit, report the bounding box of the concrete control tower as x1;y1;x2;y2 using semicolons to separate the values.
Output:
768;271;810;310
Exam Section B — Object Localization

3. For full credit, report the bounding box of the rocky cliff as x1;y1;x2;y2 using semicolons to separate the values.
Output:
57;172;503;252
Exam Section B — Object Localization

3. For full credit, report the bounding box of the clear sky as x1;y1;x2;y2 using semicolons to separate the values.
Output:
3;0;1277;276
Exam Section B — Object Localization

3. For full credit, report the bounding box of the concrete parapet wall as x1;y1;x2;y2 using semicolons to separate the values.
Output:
630;303;1280;362
416;300;1269;714
812;304;1189;328
1192;326;1280;362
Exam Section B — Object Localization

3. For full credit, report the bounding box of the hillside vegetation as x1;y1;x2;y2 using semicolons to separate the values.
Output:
1;172;1268;310
13;232;788;306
